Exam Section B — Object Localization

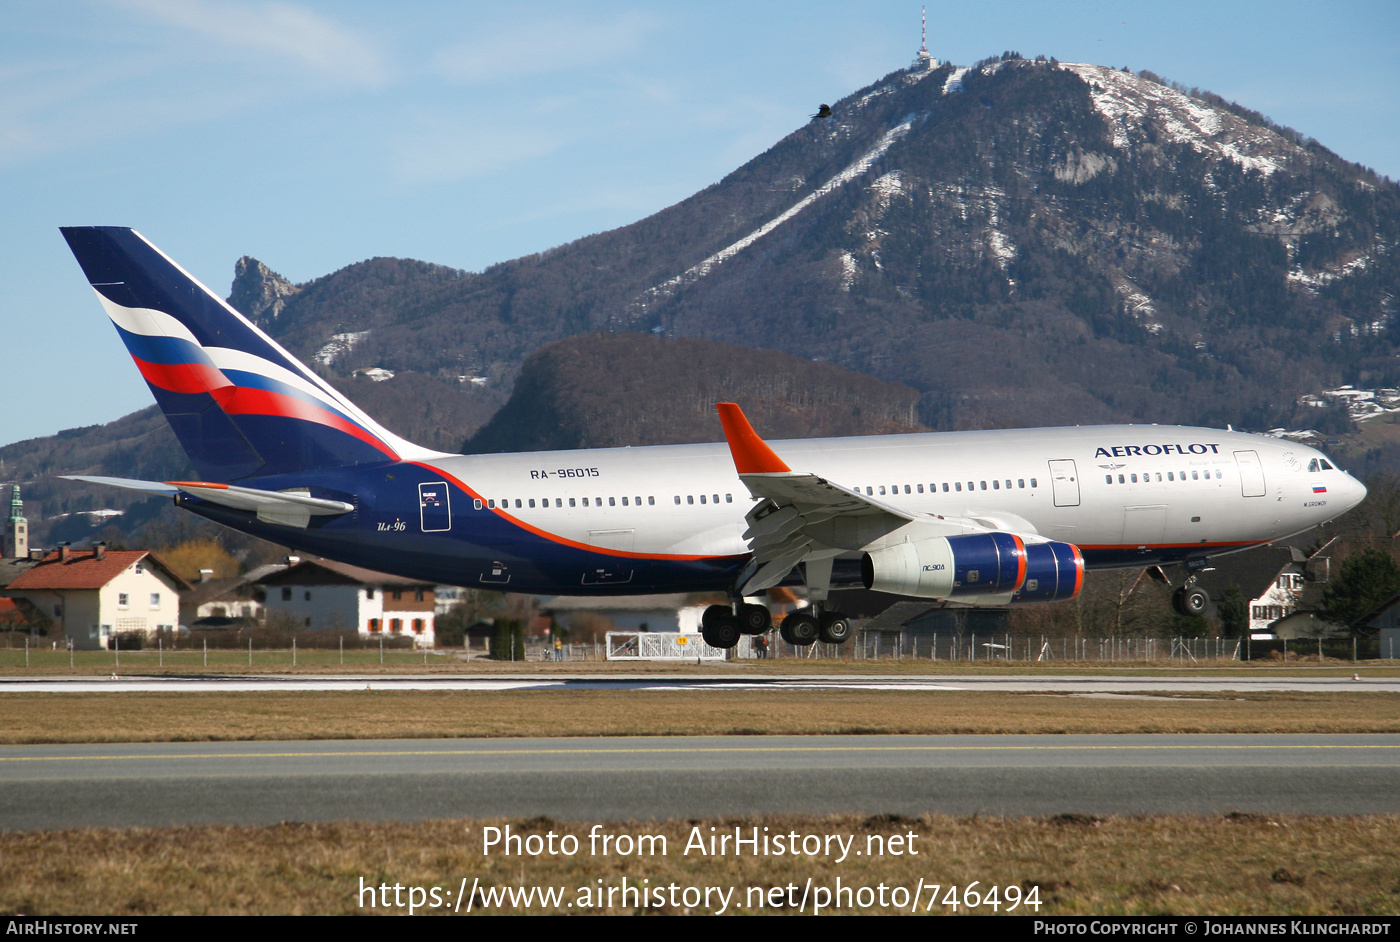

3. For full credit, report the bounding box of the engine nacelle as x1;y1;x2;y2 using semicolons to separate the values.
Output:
861;532;1026;599
861;532;1083;603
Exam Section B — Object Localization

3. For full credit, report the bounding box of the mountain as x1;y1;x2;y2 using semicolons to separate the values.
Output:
242;55;1400;433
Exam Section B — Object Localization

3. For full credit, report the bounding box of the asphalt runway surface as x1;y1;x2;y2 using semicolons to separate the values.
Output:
2;734;1397;831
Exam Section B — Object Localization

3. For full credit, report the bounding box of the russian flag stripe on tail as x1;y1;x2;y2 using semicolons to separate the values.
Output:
60;227;444;482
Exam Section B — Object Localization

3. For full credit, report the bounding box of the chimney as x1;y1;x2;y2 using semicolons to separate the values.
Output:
199;569;213;583
58;542;70;563
94;541;106;561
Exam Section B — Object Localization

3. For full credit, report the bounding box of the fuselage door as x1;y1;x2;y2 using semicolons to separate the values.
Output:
418;482;451;531
1048;459;1080;507
1234;451;1266;498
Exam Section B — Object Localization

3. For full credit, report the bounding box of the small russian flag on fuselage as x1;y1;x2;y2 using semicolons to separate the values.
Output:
1313;485;1327;493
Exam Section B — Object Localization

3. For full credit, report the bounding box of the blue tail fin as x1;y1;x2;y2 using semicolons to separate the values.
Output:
61;227;438;482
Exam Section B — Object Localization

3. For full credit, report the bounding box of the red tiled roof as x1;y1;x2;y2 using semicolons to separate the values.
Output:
6;550;189;592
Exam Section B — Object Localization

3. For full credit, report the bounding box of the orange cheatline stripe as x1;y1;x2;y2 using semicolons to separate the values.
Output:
166;481;229;489
715;402;790;474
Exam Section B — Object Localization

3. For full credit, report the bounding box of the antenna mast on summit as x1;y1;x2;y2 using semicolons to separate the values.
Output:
912;5;937;71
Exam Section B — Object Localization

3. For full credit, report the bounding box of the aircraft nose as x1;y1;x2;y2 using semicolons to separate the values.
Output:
1346;472;1368;510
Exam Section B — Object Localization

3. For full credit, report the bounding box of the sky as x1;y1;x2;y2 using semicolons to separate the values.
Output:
3;0;1398;447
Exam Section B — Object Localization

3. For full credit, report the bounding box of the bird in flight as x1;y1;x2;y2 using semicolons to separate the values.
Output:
811;104;832;119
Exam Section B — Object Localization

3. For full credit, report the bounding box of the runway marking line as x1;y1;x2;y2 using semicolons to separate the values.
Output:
2;743;1398;763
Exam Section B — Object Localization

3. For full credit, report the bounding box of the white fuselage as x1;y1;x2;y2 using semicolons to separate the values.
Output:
425;424;1364;567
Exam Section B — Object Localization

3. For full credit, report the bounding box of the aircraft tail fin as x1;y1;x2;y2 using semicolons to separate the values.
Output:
60;227;439;482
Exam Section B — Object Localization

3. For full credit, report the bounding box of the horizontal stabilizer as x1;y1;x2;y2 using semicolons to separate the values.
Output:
62;475;353;528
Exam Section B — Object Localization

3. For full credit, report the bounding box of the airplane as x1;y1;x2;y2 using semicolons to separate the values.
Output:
58;226;1368;649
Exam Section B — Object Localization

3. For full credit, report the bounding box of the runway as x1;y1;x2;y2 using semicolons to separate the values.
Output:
2;734;1396;831
2;672;1397;693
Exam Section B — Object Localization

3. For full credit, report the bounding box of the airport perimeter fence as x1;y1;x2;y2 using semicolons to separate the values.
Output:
0;629;1391;668
850;631;1389;663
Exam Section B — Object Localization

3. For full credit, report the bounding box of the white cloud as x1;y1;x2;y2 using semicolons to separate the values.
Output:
434;11;660;84
120;0;386;85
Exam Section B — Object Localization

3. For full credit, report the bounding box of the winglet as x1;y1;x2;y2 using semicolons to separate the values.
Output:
716;403;791;474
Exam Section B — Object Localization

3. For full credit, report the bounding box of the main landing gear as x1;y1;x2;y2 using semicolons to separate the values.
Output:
700;603;851;649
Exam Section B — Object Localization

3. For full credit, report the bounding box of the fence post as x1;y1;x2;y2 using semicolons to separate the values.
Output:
158;635;162;668
340;635;344;666
248;636;252;667
293;635;297;667
203;638;207;668
114;633;119;668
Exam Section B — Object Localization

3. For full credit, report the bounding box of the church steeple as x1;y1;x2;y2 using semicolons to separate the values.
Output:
5;484;28;559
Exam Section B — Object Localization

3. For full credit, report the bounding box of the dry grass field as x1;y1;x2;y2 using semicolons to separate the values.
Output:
1;688;1397;743
2;814;1395;916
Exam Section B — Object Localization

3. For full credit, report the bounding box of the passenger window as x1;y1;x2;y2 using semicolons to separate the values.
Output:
713;494;719;504
917;484;924;493
582;498;589;507
621;497;628;506
556;498;562;507
942;483;949;492
993;480;999;489
1106;475;1113;484
726;494;732;503
1191;471;1199;480
569;498;576;507
879;486;886;495
700;495;706;504
609;497;616;506
866;487;873;496
1131;474;1137;483
980;481;987;490
488;499;496;509
529;499;535;508
1167;472;1174;481
955;482;962;492
1030;478;1037;488
904;485;911;494
687;496;694;505
515;499;522;508
674;496;681;505
1118;475;1125;484
1018;479;1025;488
648;496;655;506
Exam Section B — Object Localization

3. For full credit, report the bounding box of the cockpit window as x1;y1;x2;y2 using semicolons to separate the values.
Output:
1320;459;1334;470
1307;459;1320;472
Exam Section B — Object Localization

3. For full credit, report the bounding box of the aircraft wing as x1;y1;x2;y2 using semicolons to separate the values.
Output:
716;403;919;594
61;475;354;528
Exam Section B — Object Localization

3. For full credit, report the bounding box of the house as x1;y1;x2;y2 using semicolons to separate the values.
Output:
2;545;189;649
253;558;437;646
182;571;266;629
1191;545;1333;639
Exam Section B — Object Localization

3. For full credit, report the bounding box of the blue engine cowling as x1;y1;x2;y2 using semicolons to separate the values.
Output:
1012;541;1084;603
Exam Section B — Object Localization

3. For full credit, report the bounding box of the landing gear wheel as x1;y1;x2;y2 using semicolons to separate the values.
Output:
818;611;852;645
702;604;732;630
701;614;741;649
1173;586;1209;617
737;603;772;634
780;611;819;647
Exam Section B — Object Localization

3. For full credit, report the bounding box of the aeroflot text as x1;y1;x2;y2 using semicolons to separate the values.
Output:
1094;444;1221;458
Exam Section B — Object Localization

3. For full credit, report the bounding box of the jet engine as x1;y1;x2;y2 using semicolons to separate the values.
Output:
861;532;1082;604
